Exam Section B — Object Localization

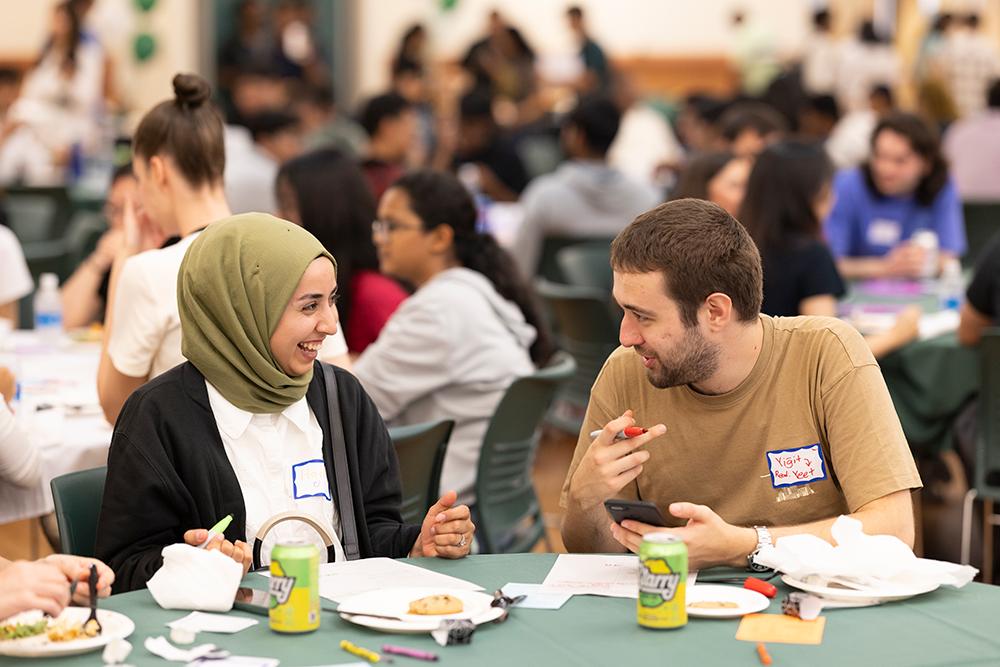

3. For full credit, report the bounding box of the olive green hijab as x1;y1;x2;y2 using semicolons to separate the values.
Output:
178;213;335;413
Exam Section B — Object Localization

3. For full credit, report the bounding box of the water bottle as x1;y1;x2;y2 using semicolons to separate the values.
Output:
911;230;939;279
33;273;63;344
939;259;964;311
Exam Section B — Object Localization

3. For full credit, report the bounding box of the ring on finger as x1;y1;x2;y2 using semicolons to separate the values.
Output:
458;534;467;548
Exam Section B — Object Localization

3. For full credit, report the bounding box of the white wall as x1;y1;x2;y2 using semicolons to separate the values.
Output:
355;0;815;98
0;0;200;125
0;0;61;59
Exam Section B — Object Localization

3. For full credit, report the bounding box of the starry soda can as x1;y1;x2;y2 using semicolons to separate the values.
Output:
268;542;320;633
637;533;688;629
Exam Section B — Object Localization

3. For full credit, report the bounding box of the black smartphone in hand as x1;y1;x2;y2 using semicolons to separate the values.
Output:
604;499;669;526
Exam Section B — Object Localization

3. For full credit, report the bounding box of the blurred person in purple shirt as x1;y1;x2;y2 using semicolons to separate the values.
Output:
824;112;965;279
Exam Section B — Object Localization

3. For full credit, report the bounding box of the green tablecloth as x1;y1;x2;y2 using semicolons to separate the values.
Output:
26;554;1000;666
879;333;980;454
843;281;980;454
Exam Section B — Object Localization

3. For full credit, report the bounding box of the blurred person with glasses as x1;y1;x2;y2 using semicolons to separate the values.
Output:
60;162;165;330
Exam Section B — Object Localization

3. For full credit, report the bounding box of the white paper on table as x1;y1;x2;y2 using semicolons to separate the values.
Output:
187;657;279;667
918;309;960;340
259;557;483;603
540;554;640;598
167;612;258;634
500;583;571;610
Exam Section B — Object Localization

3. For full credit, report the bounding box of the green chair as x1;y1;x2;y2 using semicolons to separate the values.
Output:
4;186;79;326
961;202;1000;269
536;236;616;283
535;279;622;434
473;351;576;553
50;466;107;557
2;186;74;245
556;241;613;292
961;329;1000;583
389;420;454;525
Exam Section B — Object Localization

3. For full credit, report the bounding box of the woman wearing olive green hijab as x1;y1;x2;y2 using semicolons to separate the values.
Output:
96;214;474;593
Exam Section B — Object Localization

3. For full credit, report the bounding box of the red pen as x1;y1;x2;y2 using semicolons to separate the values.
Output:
589;426;648;441
744;577;777;599
381;645;438;662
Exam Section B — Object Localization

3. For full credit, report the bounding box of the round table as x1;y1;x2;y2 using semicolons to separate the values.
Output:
38;553;1000;666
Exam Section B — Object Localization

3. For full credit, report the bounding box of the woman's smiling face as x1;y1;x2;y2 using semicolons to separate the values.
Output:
269;257;339;377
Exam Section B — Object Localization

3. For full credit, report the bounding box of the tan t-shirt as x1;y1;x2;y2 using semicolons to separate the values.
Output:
561;315;922;528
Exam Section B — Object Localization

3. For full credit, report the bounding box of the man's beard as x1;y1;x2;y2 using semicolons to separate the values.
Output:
638;326;720;390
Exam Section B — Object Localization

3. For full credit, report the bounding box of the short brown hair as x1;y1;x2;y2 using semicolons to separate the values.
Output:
133;73;225;188
611;198;763;327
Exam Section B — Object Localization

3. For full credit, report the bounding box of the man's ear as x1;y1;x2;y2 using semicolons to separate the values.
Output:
703;292;735;331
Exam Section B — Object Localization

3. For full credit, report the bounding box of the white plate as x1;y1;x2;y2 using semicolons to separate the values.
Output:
0;608;135;658
686;584;770;618
337;587;502;633
781;575;939;603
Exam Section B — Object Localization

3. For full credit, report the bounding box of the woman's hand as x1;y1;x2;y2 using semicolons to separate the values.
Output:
411;490;475;559
41;555;115;604
0;560;71;619
183;529;252;575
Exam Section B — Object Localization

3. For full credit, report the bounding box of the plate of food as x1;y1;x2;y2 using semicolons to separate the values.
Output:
337;587;503;633
0;607;135;658
781;574;939;604
686;584;770;618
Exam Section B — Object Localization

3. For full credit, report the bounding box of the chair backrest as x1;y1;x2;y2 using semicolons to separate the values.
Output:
474;352;576;553
975;329;1000;499
556;241;613;292
389;420;454;525
535;279;621;433
3;186;74;245
536;236;616;283
961;203;1000;269
50;466;107;557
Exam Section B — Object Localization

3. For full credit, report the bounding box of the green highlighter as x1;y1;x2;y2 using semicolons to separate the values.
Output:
198;514;233;549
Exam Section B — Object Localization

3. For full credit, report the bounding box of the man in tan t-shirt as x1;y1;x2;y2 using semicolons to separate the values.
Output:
561;199;921;570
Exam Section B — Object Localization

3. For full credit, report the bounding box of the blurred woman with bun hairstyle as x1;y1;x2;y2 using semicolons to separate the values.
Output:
97;73;233;424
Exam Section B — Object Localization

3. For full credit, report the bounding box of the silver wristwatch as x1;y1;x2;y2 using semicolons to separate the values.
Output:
746;525;773;572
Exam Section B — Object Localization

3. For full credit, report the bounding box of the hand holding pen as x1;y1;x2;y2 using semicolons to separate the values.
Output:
182;514;252;575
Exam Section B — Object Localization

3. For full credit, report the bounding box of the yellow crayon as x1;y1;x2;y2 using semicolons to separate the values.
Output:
340;639;387;663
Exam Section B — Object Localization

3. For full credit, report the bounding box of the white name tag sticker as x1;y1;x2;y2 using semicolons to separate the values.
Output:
867;218;902;247
291;459;332;500
766;444;828;488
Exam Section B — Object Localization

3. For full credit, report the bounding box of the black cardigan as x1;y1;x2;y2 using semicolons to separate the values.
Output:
95;361;421;593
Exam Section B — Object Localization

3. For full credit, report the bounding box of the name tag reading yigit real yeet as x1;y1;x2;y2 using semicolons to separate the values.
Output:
765;444;828;503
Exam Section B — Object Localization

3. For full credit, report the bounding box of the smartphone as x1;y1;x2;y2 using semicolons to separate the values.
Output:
604;499;668;526
233;587;270;616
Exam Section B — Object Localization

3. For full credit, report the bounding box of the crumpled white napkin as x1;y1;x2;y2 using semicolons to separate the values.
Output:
143;636;219;662
753;515;978;590
147;544;243;612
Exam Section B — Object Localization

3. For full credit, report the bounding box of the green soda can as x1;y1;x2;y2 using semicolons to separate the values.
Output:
268;542;320;633
637;532;688;629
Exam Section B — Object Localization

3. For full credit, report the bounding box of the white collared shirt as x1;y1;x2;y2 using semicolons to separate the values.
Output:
205;381;345;565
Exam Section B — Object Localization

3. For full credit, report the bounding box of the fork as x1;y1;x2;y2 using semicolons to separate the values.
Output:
86;564;102;634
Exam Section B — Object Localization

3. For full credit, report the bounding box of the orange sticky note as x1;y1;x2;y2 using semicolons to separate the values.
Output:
736;613;826;645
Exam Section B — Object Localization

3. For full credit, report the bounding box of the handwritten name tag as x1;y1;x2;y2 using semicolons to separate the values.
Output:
291;459;332;501
766;444;828;488
867;218;902;247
